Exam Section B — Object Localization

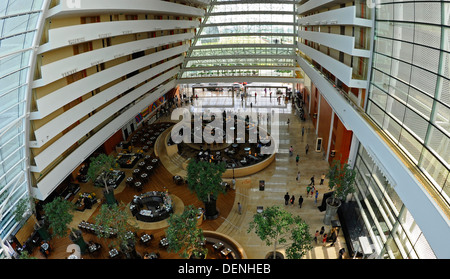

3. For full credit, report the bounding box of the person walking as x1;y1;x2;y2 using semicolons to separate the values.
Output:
314;230;319;244
237;202;242;215
289;146;294;157
306;185;312;197
284;192;290;205
320;173;326;185
315;190;319;204
305;144;309;155
296;171;301;182
302;127;305;137
298;195;304;208
329;228;338;247
290;195;295;206
322;233;328;246
319;226;325;237
296;154;300;166
309;175;315;186
287;118;290;126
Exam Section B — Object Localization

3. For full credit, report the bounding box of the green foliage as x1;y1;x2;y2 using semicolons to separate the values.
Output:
42;197;74;238
247;205;313;259
326;160;356;205
18;251;37;259
87;154;118;192
14;198;30;223
166;205;207;259
186;160;226;202
94;202;138;250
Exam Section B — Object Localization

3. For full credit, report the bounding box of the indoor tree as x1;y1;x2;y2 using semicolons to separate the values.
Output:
42;197;74;238
14;197;51;241
165;205;207;259
324;159;356;225
247;205;313;259
87;153;118;205
186;159;226;219
94;202;140;258
42;197;88;253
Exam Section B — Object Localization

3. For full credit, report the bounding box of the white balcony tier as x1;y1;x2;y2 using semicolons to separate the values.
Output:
32;56;184;148
38;19;199;54
296;54;450;259
31;44;188;119
35;32;193;87
298;30;370;58
297;0;349;15
297;6;373;27
46;0;205;18
31;80;176;201
297;43;368;88
185;55;297;61
31;67;179;173
176;76;302;84
181;66;300;72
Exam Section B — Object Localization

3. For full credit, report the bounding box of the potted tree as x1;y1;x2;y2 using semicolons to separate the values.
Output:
165;205;207;259
323;160;356;225
94;202;140;258
87;154;119;205
42;197;88;253
14;197;51;241
186;160;226;220
247;205;313;259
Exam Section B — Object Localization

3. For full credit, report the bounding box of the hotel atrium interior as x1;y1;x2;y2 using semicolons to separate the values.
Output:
0;0;449;260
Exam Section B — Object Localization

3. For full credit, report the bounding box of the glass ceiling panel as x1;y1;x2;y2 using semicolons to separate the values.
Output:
180;0;298;80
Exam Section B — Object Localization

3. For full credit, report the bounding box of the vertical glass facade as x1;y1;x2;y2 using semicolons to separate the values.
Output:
351;145;436;259
367;1;450;204
0;0;45;251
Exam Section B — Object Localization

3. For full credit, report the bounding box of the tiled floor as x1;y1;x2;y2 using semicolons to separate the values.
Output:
168;88;348;259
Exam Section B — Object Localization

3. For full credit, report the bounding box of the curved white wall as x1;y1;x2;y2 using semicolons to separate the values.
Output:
47;0;205;18
33;44;188;119
38;19;199;54
35;32;193;86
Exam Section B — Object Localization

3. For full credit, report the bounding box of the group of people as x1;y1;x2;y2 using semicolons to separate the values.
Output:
313;226;339;247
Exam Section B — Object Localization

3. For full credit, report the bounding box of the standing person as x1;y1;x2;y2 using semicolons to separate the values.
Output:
319;226;325;237
309;175;315;186
289;146;294;157
290;195;295;206
298;196;304;208
296;154;300;166
320;173;326;185
287;118;290;126
305;144;309;155
338;248;345;259
284;192;290;205
296;171;301;182
306;185;311;197
322;233;328;246
237;202;242;215
314;230;319;244
315;190;319;204
302;127;305;137
329;228;338;247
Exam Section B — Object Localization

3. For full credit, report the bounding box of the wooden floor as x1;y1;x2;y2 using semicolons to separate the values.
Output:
29;125;235;260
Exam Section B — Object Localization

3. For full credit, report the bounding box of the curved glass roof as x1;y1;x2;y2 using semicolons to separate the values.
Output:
179;0;299;81
0;0;45;247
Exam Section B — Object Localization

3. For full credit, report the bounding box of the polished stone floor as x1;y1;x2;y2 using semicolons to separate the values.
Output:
171;87;348;259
